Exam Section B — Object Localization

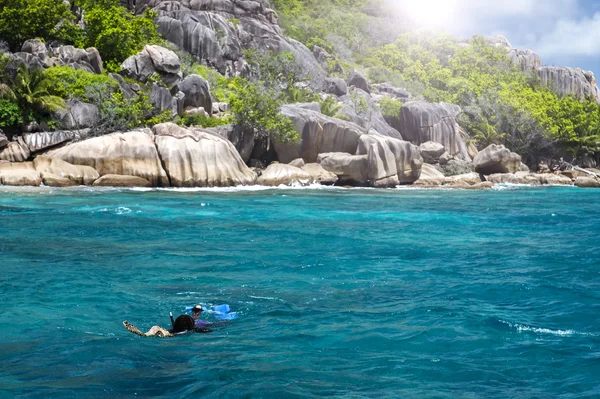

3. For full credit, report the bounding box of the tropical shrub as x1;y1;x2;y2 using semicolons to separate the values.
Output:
43;66;120;101
0;99;23;131
0;0;73;51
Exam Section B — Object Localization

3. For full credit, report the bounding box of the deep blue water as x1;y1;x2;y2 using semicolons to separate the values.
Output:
0;186;599;399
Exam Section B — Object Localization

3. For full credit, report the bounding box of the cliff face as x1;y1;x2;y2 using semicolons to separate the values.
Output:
121;0;326;88
489;35;600;103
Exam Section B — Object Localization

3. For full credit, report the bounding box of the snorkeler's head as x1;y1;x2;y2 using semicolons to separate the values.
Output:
192;305;204;314
173;314;195;333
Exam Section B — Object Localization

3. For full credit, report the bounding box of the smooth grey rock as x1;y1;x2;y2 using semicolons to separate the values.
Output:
121;52;155;82
147;1;326;88
178;74;212;115
51;45;98;73
0;131;8;150
301;163;338;185
34;157;99;185
508;48;541;72
277;104;364;164
485;35;512;50
325;78;348;96
184;107;209;118
537;67;600;102
0;162;41;186
109;73;136;98
152;123;257;187
419;141;445;164
414;163;446;186
444;172;482;186
21;39;47;60
578;153;597;168
533;173;573;185
23;131;76;153
438;152;452;165
150;83;178;115
436;158;474;176
144;45;181;75
575;176;600;188
473;144;521;175
487;173;520;184
347;70;370;94
93;174;152;187
10;52;45;72
289;158;305;168
41;172;78;187
212;102;230;113
256;163;311;186
56;100;100;130
357;134;423;185
397;101;472;160
0;137;30;162
85;47;103;74
318;152;369;185
43;129;169;187
227;125;254;163
339;88;402;139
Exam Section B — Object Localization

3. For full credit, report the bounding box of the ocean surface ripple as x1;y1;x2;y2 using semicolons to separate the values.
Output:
0;186;599;398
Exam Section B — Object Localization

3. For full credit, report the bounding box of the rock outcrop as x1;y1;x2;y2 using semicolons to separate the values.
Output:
128;0;326;88
33;157;99;185
419;141;445;164
278;105;364;164
0;131;8;150
0;137;30;162
177;74;212;115
357;134;422;186
22;131;77;154
44;129;169;187
473;144;521;175
55;100;100;130
93;174;152;187
0;162;42;186
508;48;541;72
121;45;182;86
347;70;370;93
256;163;311;186
396;102;472;160
301;163;338;185
152;123;257;187
537;67;600;102
338;88;402;139
318;152;369;185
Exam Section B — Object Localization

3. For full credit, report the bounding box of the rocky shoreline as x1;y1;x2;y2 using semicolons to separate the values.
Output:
1;119;599;190
1;0;599;190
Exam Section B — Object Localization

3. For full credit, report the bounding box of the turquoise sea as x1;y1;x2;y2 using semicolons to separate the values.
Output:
0;186;599;398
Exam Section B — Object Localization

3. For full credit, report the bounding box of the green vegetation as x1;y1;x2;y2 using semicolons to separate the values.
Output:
83;4;161;72
0;0;161;72
0;99;23;132
43;66;119;101
272;1;600;163
378;97;403;118
0;0;74;52
0;64;65;126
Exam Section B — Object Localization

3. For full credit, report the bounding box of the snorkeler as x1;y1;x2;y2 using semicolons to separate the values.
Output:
123;304;230;337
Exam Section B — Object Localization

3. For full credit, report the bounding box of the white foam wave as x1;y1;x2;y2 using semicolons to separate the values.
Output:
93;206;132;215
499;320;596;337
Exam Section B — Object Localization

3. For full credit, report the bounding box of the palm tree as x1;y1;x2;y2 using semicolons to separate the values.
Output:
6;65;65;122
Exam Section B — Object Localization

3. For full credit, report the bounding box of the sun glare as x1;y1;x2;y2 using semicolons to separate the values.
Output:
397;0;458;29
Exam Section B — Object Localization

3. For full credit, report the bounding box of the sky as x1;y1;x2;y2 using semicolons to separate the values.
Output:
390;0;600;77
